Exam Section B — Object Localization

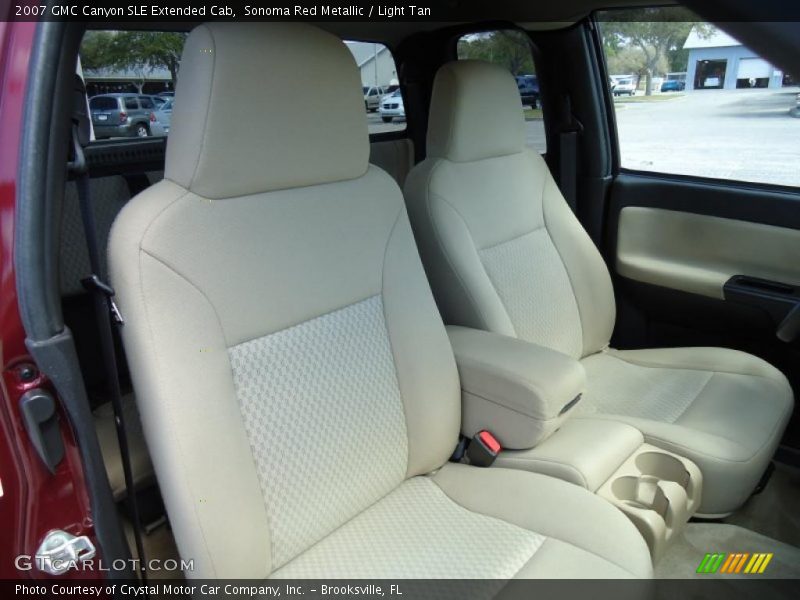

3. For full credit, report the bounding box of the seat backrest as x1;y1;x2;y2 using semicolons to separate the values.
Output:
404;60;616;359
108;23;459;579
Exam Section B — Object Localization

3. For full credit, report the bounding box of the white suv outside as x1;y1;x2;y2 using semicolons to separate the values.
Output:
363;85;386;111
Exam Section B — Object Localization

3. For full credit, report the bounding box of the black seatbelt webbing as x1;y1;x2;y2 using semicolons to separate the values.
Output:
76;172;149;586
559;129;578;212
558;94;582;213
70;75;149;588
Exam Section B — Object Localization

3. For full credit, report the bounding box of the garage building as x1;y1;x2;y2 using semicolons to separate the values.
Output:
683;27;785;91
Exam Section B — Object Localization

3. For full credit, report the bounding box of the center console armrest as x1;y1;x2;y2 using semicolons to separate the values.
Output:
446;326;586;449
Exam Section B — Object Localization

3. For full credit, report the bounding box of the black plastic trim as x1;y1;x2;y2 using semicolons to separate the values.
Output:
724;275;800;338
16;19;133;579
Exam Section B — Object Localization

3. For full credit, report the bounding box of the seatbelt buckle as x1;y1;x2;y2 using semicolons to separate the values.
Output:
467;430;501;467
82;274;125;325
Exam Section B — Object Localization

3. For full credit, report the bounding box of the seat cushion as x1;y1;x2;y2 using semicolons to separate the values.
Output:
577;347;793;515
272;464;652;579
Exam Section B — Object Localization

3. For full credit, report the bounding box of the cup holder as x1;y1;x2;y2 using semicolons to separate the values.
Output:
611;475;669;517
635;452;691;489
598;444;703;561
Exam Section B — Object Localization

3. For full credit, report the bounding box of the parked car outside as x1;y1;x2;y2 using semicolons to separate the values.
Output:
141;94;168;107
152;98;174;135
660;80;686;92
363;85;386;111
89;93;157;139
515;74;540;108
379;89;405;122
613;78;637;96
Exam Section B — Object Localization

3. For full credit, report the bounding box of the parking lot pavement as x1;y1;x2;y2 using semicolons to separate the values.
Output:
369;89;799;188
367;112;406;135
525;119;546;154
615;87;800;187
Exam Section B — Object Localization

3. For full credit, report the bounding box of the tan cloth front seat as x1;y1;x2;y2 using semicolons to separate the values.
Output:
108;24;651;579
404;60;793;517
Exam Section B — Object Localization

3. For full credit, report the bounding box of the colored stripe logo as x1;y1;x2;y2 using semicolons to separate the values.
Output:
697;552;773;574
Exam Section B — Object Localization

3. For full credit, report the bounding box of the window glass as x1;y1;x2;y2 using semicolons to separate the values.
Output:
80;33;406;139
457;30;546;153
598;7;800;187
80;30;186;141
89;96;117;111
345;41;405;134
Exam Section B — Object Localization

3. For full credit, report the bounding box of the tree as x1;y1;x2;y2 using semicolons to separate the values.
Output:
600;8;707;94
81;31;187;89
606;46;669;88
457;30;535;75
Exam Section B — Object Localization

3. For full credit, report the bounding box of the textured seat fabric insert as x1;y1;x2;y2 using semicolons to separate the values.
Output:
479;228;583;357
229;294;408;568
272;477;545;579
577;352;712;423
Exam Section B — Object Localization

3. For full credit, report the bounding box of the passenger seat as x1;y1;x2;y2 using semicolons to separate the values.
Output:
108;23;652;579
403;60;794;516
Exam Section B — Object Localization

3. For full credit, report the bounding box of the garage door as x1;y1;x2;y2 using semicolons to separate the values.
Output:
737;58;772;79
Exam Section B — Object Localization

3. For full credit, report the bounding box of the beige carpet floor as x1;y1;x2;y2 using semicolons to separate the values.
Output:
656;522;800;579
123;516;183;581
723;462;800;548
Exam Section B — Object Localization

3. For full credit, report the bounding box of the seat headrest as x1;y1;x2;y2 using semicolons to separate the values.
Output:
166;23;369;198
427;60;526;163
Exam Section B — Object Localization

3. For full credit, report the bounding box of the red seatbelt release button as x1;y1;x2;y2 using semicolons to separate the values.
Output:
468;430;502;467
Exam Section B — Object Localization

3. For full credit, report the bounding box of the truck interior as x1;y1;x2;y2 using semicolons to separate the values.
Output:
9;0;800;585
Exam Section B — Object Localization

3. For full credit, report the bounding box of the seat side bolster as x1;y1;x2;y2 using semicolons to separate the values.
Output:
381;204;462;477
605;346;795;387
539;152;616;357
431;463;653;578
404;159;516;336
109;184;272;579
510;538;643;579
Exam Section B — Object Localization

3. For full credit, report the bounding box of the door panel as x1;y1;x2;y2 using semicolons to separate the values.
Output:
607;173;800;451
616;206;800;300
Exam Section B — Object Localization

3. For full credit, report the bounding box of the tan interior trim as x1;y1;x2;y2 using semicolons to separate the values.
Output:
616;206;800;300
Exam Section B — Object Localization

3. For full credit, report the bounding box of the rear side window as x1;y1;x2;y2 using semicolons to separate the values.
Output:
598;7;800;187
457;30;546;153
346;41;406;135
89;97;116;111
80;33;406;140
80;30;187;141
